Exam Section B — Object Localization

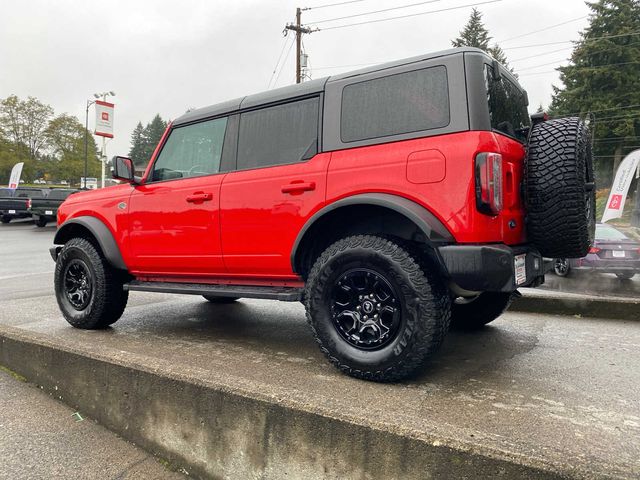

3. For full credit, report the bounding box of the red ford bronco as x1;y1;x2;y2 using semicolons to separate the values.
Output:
51;48;595;381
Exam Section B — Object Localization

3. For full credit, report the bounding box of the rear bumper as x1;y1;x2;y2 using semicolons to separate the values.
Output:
438;244;545;292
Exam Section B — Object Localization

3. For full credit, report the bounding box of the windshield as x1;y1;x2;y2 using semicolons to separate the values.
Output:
484;65;530;143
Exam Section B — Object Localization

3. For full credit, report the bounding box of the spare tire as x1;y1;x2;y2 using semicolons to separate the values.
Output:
525;117;595;258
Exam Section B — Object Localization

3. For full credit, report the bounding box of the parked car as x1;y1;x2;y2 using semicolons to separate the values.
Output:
29;188;79;227
49;47;595;382
0;188;49;223
554;223;640;279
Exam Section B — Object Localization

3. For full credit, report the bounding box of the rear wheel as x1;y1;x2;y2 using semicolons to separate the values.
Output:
202;295;239;303
554;258;571;277
54;238;128;329
450;292;514;330
615;272;635;280
305;235;450;382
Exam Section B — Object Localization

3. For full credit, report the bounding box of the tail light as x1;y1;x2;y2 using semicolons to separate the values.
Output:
26;198;32;209
589;247;600;254
475;152;503;215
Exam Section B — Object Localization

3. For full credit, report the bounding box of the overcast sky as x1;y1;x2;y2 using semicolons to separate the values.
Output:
0;0;591;157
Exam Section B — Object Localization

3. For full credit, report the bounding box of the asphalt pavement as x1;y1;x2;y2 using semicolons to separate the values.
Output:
1;220;639;478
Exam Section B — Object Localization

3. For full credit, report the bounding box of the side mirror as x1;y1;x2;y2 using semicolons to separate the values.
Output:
112;156;136;183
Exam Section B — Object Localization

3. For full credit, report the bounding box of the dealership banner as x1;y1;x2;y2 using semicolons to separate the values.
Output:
94;100;114;138
8;162;24;189
601;149;640;223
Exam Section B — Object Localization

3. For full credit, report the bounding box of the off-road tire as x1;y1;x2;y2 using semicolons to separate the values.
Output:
450;292;514;330
35;216;48;228
615;272;635;280
1;215;11;224
305;235;451;382
202;295;239;303
54;237;128;329
553;258;571;277
525;117;595;258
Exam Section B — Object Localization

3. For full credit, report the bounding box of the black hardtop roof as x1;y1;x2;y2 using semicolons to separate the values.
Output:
173;47;489;126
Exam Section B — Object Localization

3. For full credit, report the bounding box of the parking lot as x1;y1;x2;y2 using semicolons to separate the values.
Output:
0;219;639;478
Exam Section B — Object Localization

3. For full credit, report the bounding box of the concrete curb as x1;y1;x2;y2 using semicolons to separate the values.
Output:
511;290;639;321
0;325;568;480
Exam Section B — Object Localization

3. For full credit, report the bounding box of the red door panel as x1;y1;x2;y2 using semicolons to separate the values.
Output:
127;174;226;275
220;154;331;277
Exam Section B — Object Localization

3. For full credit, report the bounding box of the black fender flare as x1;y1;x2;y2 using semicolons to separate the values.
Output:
53;216;127;270
291;193;454;273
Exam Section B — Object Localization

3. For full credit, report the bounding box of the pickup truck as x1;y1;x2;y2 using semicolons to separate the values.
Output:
0;188;49;224
30;189;79;227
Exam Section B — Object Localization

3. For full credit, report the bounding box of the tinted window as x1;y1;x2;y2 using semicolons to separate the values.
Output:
48;189;76;200
151;117;227;182
237;97;319;170
341;66;450;143
485;65;531;142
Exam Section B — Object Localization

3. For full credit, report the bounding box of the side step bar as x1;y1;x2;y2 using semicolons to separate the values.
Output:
124;280;303;302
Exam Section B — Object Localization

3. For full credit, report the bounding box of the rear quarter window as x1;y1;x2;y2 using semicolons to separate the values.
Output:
340;66;450;143
484;65;530;142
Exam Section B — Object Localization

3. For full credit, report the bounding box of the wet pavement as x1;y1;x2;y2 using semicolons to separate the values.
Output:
1;220;639;478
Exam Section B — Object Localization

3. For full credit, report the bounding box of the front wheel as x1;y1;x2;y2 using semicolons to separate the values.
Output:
35;216;48;228
450;292;514;330
305;235;451;382
54;237;128;329
1;215;11;224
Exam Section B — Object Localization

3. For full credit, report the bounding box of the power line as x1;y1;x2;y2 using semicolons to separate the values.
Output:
309;0;441;25
267;36;293;89
504;31;640;50
594;112;640;122
314;0;502;31
519;60;640;76
517;58;569;72
272;37;296;88
512;47;573;63
498;16;588;43
303;0;370;10
565;104;640;116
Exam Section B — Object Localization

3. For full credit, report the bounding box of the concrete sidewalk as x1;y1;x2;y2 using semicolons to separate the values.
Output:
0;368;184;480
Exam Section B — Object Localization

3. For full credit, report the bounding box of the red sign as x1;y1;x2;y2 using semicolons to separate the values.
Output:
101;112;109;121
608;194;623;210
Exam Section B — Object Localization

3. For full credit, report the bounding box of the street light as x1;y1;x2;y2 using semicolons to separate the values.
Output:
84;91;115;189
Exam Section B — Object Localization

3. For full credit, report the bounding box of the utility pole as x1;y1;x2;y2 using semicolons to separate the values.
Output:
285;8;314;83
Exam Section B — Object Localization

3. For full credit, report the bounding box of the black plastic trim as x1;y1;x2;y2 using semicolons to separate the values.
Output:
53;216;127;270
125;280;303;302
439;244;544;292
291;193;454;273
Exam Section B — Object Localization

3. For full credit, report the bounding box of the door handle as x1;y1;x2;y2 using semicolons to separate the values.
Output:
281;181;316;194
186;192;213;203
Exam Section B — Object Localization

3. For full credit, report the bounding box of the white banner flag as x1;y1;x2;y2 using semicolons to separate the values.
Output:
601;149;640;223
95;100;114;138
8;162;24;189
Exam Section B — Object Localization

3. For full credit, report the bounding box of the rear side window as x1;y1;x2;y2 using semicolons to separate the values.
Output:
151;117;228;182
484;65;531;142
340;66;450;143
237;97;319;170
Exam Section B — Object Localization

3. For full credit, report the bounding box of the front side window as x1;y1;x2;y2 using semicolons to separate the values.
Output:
484;65;531;143
151;117;228;182
237;97;319;170
341;66;450;143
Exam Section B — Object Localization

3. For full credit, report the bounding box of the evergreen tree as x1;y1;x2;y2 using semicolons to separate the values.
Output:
549;0;640;186
128;114;168;170
451;8;512;69
128;122;146;168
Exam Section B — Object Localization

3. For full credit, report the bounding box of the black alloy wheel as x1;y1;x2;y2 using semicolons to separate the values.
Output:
330;268;401;350
63;259;93;310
